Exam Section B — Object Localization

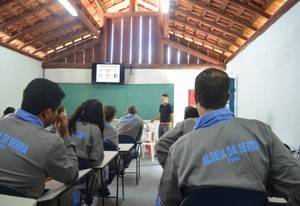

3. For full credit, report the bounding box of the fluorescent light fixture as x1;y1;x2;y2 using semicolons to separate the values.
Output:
59;0;78;16
161;0;169;13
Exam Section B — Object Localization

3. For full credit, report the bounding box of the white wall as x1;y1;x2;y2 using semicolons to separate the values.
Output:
0;47;42;114
45;68;203;123
227;2;300;149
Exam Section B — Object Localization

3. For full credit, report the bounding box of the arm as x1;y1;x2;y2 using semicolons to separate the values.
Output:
88;126;104;167
151;113;160;123
156;122;184;168
158;152;182;206
135;120;144;142
266;129;300;205
170;113;174;128
44;110;79;183
44;136;79;184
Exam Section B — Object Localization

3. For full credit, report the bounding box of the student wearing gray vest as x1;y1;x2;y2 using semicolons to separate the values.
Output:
158;68;300;206
0;78;79;199
116;104;144;142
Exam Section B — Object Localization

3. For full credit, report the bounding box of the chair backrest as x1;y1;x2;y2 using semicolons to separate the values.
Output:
78;157;92;170
118;134;137;147
0;182;29;198
179;186;267;206
103;138;118;151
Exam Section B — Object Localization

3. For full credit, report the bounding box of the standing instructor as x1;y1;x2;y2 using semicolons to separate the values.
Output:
151;94;174;138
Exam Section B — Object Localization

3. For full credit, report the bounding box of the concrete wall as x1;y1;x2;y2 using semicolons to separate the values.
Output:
0;47;42;115
227;2;300;149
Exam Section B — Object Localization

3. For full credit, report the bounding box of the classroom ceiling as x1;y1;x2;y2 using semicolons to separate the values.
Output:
0;0;298;66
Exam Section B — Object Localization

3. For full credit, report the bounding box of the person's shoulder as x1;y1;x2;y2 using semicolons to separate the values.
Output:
232;117;271;129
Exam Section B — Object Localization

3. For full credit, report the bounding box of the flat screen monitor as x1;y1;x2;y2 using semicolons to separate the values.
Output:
91;63;125;85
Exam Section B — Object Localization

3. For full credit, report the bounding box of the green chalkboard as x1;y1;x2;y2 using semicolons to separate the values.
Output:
59;83;174;120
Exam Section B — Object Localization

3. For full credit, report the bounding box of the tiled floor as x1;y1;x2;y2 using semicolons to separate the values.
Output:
89;156;163;206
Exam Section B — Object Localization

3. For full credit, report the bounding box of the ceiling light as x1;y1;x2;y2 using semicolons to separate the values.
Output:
59;0;78;16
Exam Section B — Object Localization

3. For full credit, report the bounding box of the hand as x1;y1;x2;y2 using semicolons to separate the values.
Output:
150;119;154;123
56;110;69;138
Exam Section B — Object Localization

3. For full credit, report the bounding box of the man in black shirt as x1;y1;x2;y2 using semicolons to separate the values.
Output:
151;94;174;138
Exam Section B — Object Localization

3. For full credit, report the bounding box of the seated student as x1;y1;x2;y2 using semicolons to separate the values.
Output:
103;105;119;185
68;99;107;198
103;105;118;146
156;106;199;168
116;104;144;167
184;106;199;119
158;68;300;206
117;104;144;142
0;78;79;199
1;106;15;118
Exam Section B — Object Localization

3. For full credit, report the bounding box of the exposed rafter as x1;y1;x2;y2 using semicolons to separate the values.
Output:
163;39;223;64
69;0;100;38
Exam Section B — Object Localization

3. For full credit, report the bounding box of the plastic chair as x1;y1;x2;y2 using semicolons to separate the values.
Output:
179;186;267;206
118;134;141;185
0;182;29;198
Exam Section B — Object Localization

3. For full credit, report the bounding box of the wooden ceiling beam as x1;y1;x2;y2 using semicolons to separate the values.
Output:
129;0;137;11
0;0;20;8
171;6;248;41
47;38;101;63
42;62;226;70
171;18;240;48
227;0;271;19
163;39;223;64
138;0;158;11
4;13;70;43
69;0;100;38
0;0;56;29
105;11;160;18
183;0;257;31
19;20;82;50
95;0;107;13
33;30;88;54
170;26;231;53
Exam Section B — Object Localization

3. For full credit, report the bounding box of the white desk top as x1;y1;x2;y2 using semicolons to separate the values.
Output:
0;194;37;206
93;150;119;169
37;168;92;202
118;143;134;152
268;196;287;203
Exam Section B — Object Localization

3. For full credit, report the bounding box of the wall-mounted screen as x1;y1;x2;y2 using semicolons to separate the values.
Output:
91;63;125;85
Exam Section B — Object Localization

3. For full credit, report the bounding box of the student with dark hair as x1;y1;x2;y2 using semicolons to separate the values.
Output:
2;106;15;118
151;94;174;138
158;68;300;206
68;99;105;198
184;106;199;119
103;105;118;146
0;78;79;199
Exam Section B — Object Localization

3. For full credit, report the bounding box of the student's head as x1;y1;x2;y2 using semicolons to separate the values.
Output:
2;107;15;117
127;104;137;114
195;68;230;110
104;105;117;123
184;106;199;119
68;99;104;134
21;78;65;127
161;94;169;104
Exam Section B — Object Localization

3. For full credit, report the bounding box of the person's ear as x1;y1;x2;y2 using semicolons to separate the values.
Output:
39;108;52;120
227;92;231;101
194;91;198;104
